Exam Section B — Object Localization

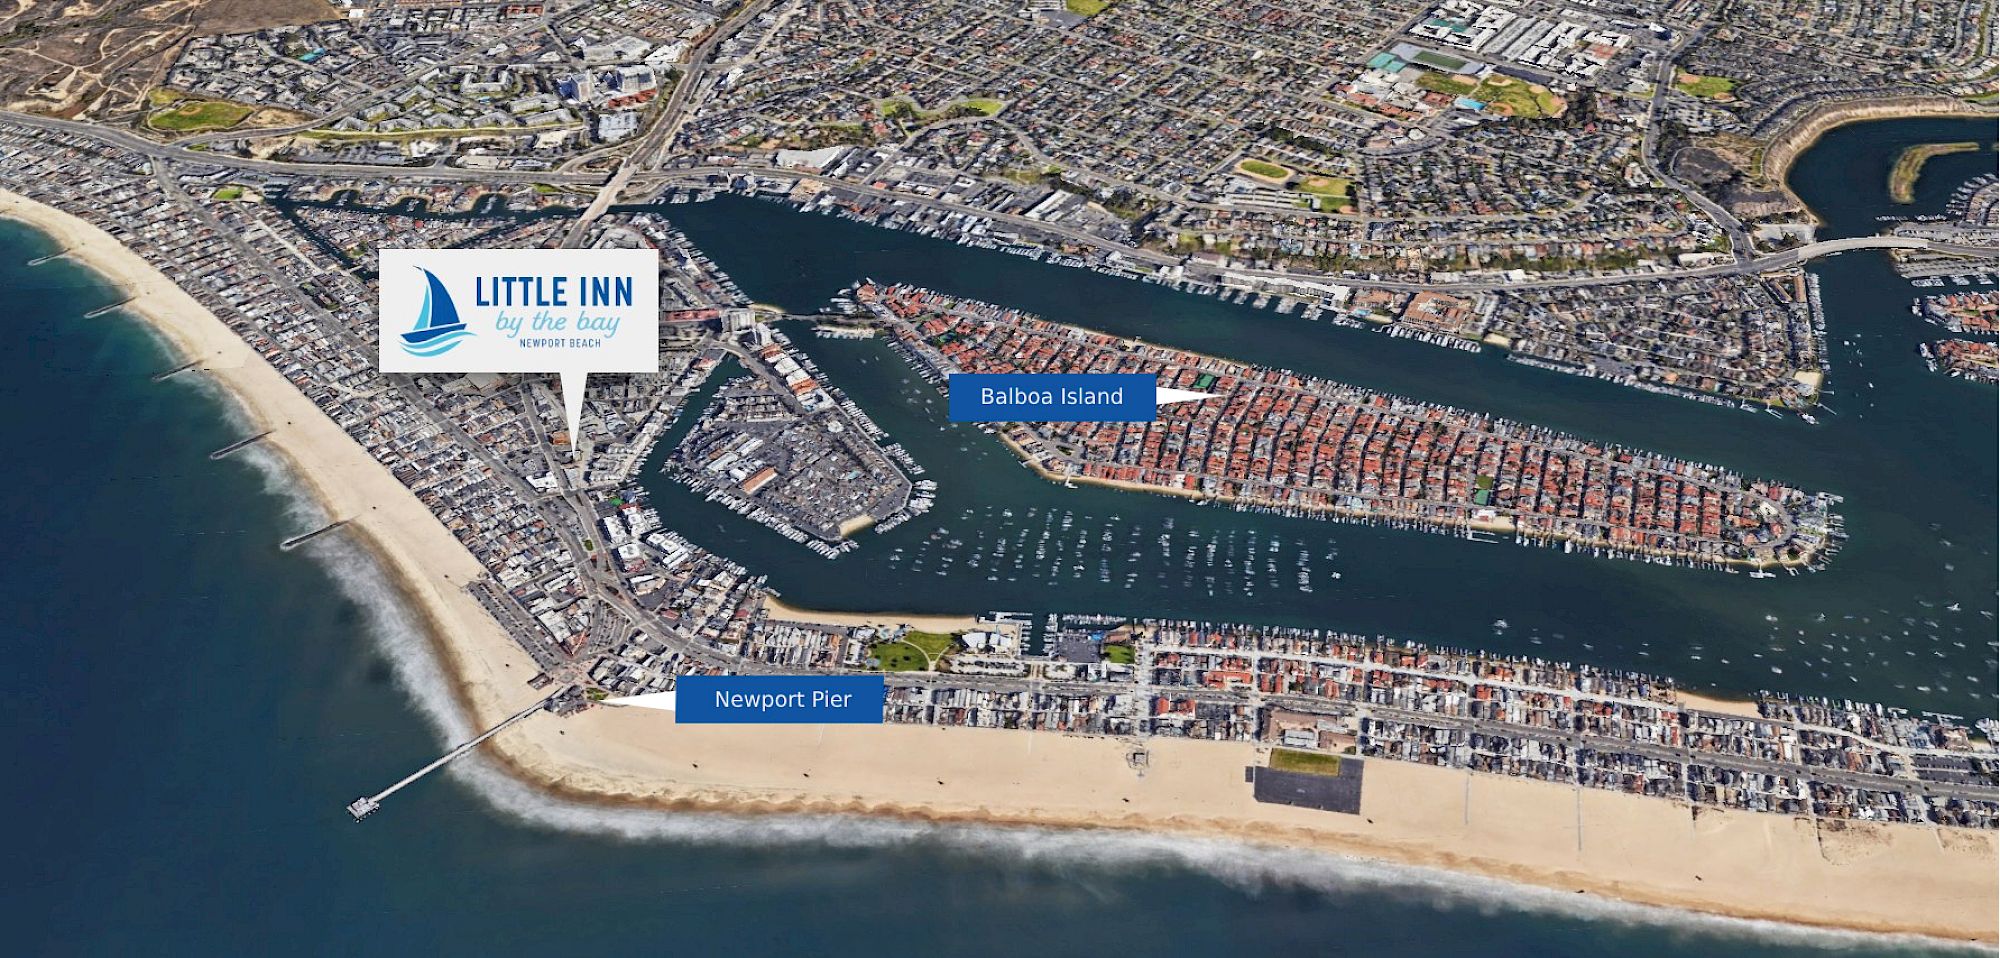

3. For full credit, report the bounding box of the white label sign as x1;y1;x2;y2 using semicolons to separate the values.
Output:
378;248;660;439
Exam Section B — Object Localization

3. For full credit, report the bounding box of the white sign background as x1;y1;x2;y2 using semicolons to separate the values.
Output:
378;247;660;438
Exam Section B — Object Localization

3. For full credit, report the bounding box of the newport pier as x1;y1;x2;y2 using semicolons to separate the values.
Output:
26;245;72;266
347;693;559;821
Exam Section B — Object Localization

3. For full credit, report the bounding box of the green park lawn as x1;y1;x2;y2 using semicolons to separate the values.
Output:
869;641;931;672
869;629;961;672
1476;77;1562;118
1674;73;1737;99
902;630;960;660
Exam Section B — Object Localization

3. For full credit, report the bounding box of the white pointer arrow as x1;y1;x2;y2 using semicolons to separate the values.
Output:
1155;385;1217;407
602;691;677;712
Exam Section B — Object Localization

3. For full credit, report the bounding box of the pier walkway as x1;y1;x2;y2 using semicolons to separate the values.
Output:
347;692;559;820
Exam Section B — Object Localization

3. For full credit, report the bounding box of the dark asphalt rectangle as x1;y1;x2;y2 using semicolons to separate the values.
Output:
1249;761;1366;814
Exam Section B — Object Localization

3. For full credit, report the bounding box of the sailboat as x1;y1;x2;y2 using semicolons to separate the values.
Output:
400;267;473;356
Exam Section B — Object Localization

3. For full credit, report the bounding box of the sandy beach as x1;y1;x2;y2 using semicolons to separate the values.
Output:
0;188;550;736
762;595;978;632
508;710;1997;942
7;187;1993;945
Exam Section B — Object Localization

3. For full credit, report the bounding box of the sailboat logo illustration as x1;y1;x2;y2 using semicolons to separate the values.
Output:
400;266;474;357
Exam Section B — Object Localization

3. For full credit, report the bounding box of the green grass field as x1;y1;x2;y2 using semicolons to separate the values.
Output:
1237;158;1291;180
1416;71;1477;96
1270;748;1342;776
1412;50;1467;71
1294;175;1350;198
1674;73;1737;99
213;186;245;201
902;630;960;660
869;641;931;672
867;629;961;672
148;98;255;133
1065;0;1110;14
1481;77;1562;117
1415;72;1561;118
1102;643;1136;664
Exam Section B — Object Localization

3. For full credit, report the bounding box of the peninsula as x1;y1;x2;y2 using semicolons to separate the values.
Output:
0;0;1994;947
1890;142;1984;203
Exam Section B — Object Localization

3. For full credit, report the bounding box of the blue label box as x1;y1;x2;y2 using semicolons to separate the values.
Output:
948;373;1158;422
675;675;886;724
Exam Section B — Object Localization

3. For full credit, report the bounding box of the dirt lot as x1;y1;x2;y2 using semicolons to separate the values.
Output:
0;0;334;120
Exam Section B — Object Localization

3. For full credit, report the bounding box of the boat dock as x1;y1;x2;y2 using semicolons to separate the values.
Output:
346;693;559;821
279;518;349;551
209;430;272;460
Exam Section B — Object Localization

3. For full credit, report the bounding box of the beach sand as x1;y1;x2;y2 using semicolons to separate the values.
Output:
8;188;1993;944
506;710;1996;942
0;188;548;735
763;595;977;632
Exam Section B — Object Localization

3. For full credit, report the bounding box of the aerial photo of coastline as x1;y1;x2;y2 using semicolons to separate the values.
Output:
0;0;1995;954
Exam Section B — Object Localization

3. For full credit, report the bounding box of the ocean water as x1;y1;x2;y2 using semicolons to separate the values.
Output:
0;120;1989;957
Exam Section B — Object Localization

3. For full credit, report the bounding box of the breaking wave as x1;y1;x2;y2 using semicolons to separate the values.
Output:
252;456;1981;956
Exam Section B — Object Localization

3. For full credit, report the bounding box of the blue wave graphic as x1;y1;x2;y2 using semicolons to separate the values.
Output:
400;328;474;357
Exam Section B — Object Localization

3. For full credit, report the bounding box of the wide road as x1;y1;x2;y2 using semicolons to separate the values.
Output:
9;108;1985;289
560;0;781;246
644;163;1986;292
1637;23;1754;262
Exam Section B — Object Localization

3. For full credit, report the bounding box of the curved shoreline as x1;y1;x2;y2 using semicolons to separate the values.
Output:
5;189;1994;945
1755;97;1996;220
483;708;1997;945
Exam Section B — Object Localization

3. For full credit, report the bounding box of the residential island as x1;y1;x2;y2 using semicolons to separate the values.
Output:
0;0;1994;946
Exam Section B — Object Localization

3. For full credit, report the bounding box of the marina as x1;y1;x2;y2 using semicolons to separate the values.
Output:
8;204;1983;956
0;0;1990;935
645;118;1998;721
